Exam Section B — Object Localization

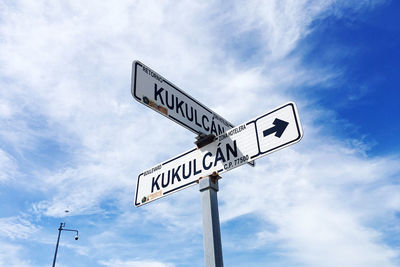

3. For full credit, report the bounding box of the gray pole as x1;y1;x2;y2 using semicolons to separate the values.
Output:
52;223;63;267
199;175;224;267
51;223;79;267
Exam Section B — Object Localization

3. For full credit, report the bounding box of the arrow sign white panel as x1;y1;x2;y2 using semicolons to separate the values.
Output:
131;60;235;136
134;102;303;207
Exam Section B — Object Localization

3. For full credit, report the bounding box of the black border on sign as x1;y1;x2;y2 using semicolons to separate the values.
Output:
162;148;197;166
134;173;144;206
164;180;197;195
247;102;302;159
168;115;199;134
132;61;141;101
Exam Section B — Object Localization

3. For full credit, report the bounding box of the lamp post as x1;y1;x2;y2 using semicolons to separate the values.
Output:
52;222;79;267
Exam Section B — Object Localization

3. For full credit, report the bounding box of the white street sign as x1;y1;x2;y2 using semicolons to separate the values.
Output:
135;102;303;207
131;60;255;167
131;61;235;136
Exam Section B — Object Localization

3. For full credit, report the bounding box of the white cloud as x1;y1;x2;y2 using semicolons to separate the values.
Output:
0;99;13;118
274;204;397;267
218;134;400;266
0;216;38;240
99;259;174;267
0;149;17;182
0;0;398;267
223;0;387;60
0;242;31;267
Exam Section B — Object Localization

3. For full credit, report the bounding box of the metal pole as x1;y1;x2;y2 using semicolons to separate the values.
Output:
52;223;64;267
199;176;223;267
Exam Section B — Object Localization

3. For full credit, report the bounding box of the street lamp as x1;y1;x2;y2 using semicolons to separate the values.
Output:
52;222;79;267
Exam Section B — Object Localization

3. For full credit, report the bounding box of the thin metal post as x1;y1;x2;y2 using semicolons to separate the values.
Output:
52;223;63;267
199;176;223;267
52;223;78;267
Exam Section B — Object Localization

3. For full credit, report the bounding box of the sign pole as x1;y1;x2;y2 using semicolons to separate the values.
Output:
199;175;224;267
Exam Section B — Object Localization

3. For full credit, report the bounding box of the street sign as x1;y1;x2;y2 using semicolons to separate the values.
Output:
131;60;255;167
131;60;236;136
135;102;303;207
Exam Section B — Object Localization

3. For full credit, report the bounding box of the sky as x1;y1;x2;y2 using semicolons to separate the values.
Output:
0;0;399;266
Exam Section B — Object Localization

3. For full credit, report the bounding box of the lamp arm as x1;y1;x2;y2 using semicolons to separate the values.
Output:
61;229;78;235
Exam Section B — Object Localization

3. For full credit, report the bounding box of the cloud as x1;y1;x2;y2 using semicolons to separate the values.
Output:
0;216;39;240
0;0;398;267
0;149;17;182
223;0;387;59
0;242;31;267
218;132;400;266
99;259;174;267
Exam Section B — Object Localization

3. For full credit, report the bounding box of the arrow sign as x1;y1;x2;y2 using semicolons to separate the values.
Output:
134;102;303;207
263;118;289;138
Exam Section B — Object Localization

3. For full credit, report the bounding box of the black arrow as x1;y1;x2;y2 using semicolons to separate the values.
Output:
263;118;289;138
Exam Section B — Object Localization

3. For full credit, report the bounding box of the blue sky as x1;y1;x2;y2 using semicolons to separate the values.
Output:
298;1;400;156
0;1;399;266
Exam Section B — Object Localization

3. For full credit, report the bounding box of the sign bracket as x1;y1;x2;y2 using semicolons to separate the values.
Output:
195;133;216;149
